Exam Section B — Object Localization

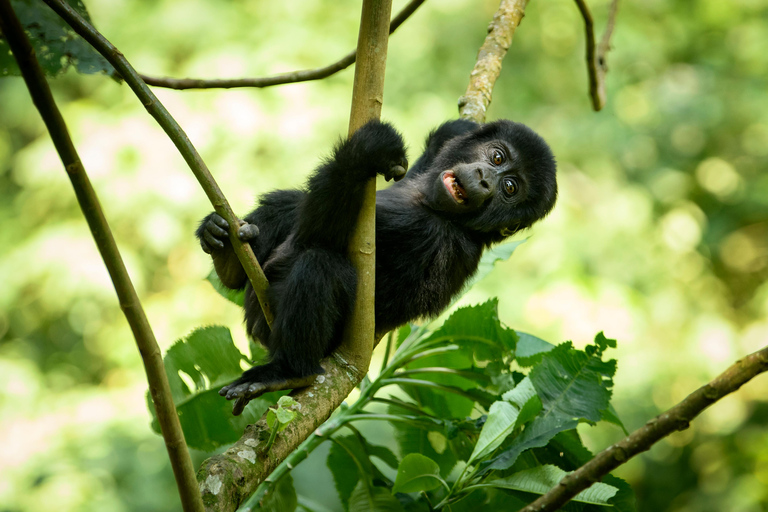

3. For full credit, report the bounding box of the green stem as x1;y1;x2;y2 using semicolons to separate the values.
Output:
0;3;203;511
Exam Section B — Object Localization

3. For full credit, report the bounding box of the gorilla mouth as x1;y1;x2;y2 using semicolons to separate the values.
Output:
442;171;467;204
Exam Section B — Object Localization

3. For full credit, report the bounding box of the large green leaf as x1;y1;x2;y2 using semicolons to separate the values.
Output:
482;414;578;473
420;299;516;370
392;453;443;494
529;341;615;423
328;435;365;509
1;0;117;77
468;401;519;464
514;332;554;367
147;326;279;451
478;465;618;505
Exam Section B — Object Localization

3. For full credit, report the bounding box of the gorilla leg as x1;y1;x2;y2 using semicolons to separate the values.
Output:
220;248;356;415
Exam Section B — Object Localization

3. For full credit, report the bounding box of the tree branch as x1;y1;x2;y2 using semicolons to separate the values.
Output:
139;0;424;91
42;0;275;328
519;344;768;512
0;2;203;511
458;0;530;123
574;0;620;111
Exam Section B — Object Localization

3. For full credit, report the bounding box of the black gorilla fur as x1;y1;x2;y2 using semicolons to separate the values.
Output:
197;119;557;414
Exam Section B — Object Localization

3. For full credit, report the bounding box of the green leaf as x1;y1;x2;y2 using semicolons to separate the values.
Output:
502;376;537;408
479;465;618;505
261;473;298;512
468;401;519;464
601;403;629;435
392;454;444;494
425;299;517;364
207;269;245;307
482;414;579;473
349;482;404;512
1;0;117;78
146;325;279;451
327;435;364;509
367;444;399;469
530;341;616;423
515;396;543;429
515;332;554;367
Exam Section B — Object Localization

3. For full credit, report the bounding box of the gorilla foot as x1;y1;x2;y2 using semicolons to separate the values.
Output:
219;373;321;416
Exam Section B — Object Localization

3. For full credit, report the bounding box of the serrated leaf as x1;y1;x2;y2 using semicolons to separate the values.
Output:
482;414;579;473
426;299;517;363
392;454;443;494
530;342;615;423
146;325;279;451
479;465;618;505
515;332;554;367
206;269;245;306
468;401;519;464
349;482;404;512
1;0;117;78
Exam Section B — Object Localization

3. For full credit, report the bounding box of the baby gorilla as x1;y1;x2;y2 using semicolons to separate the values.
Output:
198;119;557;415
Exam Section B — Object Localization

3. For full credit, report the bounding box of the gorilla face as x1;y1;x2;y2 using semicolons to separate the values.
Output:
421;120;557;243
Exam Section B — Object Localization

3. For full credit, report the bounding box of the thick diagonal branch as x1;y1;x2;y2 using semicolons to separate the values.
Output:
458;0;529;123
139;0;424;90
42;0;274;327
519;344;768;512
0;2;204;511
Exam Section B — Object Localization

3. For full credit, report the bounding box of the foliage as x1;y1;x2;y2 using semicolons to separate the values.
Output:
3;0;768;511
0;0;116;77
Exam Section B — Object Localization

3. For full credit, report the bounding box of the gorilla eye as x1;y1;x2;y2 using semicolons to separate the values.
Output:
491;149;505;166
503;177;518;196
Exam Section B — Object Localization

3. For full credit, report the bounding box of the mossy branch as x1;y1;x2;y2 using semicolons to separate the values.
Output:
459;0;530;123
42;0;274;328
139;0;425;91
519;344;768;512
0;2;203;511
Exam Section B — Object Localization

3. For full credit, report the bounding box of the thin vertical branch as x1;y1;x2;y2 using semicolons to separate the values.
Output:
0;2;203;511
41;0;274;328
574;0;620;111
459;0;530;123
340;0;394;375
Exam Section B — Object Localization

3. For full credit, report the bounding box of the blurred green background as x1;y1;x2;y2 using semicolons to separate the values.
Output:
1;0;768;510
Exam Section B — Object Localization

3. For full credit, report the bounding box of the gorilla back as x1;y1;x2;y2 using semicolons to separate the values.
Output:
197;119;557;414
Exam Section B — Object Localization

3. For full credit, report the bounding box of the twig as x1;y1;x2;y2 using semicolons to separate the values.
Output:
518;344;768;512
42;0;274;328
0;2;203;511
458;0;530;123
139;0;425;90
574;0;619;111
